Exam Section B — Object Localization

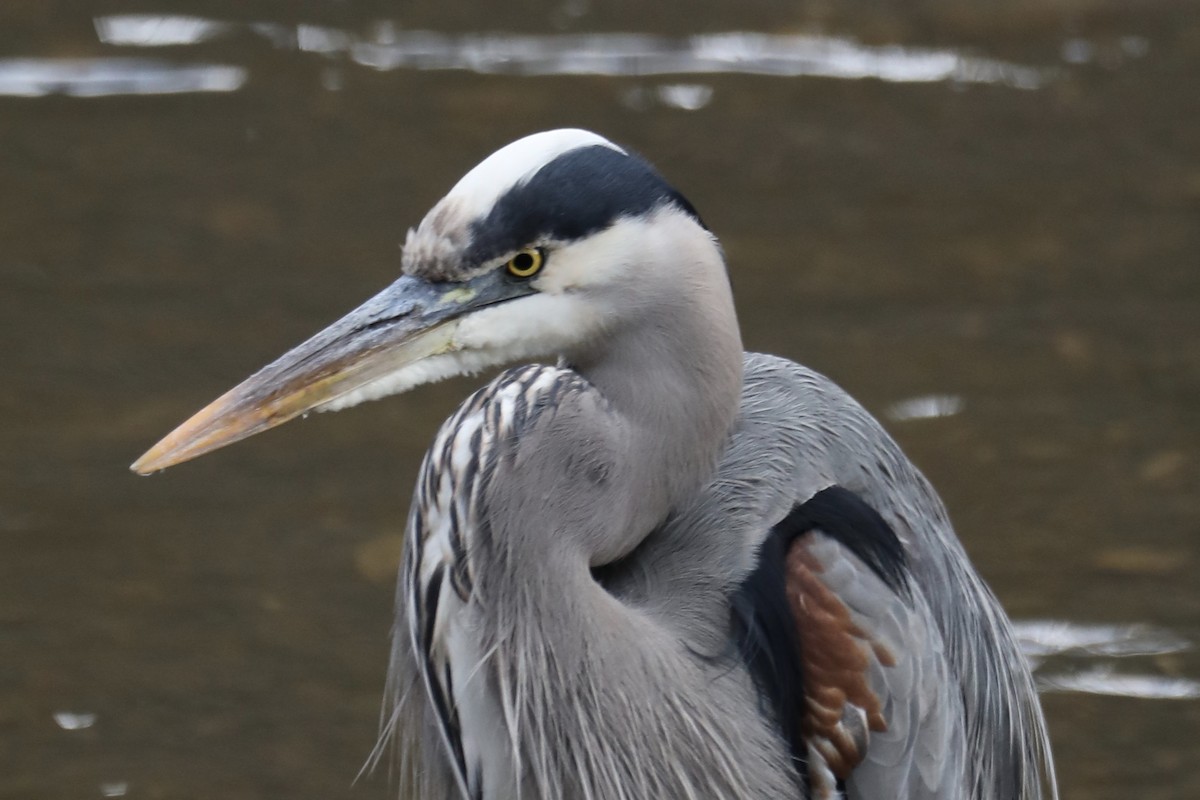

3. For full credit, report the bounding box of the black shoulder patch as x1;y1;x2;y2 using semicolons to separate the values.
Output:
731;485;910;790
730;528;810;787
786;486;910;597
465;144;704;266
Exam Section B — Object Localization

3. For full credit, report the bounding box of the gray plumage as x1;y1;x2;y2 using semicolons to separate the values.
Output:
131;129;1057;800
380;353;1054;800
368;131;1054;800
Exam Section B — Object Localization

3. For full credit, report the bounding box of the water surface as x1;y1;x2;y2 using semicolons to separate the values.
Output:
3;2;1198;798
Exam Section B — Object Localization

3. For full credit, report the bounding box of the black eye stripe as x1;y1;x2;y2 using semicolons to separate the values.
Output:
466;144;704;268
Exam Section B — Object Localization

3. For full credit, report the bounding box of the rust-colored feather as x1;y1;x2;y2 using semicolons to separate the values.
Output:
786;535;894;783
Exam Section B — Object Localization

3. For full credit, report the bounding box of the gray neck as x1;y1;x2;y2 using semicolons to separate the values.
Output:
429;231;795;799
456;255;792;799
569;245;744;538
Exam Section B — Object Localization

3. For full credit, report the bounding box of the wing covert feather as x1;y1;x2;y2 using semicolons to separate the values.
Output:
735;485;969;799
791;531;967;800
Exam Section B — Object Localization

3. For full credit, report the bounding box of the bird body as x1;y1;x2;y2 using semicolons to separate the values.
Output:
133;129;1056;800
394;362;798;799
384;353;1044;800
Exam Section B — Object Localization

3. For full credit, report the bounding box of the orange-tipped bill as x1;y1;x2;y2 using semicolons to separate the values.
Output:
131;271;533;474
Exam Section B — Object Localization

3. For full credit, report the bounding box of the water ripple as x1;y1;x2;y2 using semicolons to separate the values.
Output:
1039;667;1200;700
885;394;965;422
93;14;1047;88
1014;621;1198;701
1014;620;1191;659
0;58;246;97
94;14;230;47
52;711;97;730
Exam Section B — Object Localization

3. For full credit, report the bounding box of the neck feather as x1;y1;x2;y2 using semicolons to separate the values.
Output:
570;221;743;527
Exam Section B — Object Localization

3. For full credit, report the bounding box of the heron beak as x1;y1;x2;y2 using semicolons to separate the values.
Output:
131;272;530;475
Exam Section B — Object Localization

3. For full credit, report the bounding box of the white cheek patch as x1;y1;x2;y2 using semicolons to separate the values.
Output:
318;293;604;413
452;292;605;356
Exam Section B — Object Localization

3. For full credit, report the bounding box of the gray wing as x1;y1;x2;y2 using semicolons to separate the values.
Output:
733;485;967;799
720;354;1055;800
789;528;966;799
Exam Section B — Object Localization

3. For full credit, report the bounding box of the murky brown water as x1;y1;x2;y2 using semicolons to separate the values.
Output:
3;2;1198;798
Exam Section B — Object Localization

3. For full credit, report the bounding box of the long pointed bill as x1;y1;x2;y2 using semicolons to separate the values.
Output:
131;272;532;475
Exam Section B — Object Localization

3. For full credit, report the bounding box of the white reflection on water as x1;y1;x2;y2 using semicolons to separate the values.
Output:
0;59;246;97
52;711;97;730
94;14;1047;88
94;14;230;47
885;394;965;421
347;31;1044;87
656;84;713;110
620;83;714;112
1039;667;1200;700
297;24;355;55
1015;621;1199;700
1015;620;1191;659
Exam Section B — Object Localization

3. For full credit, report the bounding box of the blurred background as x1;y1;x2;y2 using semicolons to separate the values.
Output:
2;1;1198;798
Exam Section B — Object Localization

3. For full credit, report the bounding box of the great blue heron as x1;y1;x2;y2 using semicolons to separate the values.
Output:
133;129;1057;800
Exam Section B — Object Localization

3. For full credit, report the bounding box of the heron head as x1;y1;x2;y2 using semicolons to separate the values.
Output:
132;129;716;473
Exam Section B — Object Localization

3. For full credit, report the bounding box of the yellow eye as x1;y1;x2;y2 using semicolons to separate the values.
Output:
506;248;544;279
